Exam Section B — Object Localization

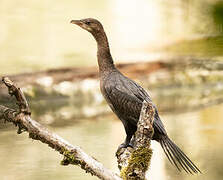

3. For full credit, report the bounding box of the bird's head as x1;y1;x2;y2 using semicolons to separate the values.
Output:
70;18;104;35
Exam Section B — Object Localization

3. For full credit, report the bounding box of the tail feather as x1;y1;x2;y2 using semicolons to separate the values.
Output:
160;140;181;171
165;139;193;173
160;136;201;174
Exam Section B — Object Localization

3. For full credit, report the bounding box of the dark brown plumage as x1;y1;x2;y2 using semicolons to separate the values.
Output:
71;18;201;174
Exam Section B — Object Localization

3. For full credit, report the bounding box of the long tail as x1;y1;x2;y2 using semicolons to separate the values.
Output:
159;136;201;174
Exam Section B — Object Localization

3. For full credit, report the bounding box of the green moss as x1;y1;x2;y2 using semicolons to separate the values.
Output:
60;149;79;166
129;146;153;172
121;143;153;180
120;167;128;180
60;149;97;176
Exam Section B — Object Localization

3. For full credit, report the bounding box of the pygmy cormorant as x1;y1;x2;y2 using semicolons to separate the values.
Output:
70;18;201;174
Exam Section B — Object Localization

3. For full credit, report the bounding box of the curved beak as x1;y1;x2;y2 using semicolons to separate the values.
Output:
70;20;82;26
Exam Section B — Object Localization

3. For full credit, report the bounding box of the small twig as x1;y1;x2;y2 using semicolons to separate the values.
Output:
2;77;31;115
0;77;121;180
116;101;154;180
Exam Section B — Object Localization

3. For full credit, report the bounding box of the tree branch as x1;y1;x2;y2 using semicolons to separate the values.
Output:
116;101;154;180
2;77;31;114
0;77;121;180
0;77;155;180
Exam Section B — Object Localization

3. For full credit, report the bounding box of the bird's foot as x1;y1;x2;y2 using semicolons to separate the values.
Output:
119;142;133;149
115;143;134;157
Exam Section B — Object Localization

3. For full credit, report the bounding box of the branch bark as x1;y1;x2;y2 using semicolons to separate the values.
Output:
116;101;154;180
0;77;121;180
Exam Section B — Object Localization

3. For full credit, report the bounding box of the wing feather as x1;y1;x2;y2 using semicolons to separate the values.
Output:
103;73;167;136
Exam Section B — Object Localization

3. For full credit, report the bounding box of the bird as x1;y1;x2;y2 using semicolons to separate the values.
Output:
70;18;201;174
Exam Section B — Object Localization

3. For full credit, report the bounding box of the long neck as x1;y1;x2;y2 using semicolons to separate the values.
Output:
93;30;115;73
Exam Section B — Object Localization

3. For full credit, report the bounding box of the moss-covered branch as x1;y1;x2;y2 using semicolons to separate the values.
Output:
0;77;121;180
116;101;154;180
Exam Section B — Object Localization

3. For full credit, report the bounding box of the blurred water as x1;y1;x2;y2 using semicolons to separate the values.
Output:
0;103;223;180
0;0;222;75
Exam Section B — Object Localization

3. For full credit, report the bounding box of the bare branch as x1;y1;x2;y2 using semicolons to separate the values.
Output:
116;101;154;180
0;77;121;180
2;77;31;115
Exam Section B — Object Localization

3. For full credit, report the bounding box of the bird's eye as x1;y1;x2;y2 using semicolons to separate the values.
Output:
85;21;91;25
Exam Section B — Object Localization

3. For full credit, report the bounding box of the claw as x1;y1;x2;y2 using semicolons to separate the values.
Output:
116;142;134;157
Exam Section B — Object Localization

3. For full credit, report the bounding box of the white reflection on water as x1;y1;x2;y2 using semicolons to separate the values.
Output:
0;103;223;180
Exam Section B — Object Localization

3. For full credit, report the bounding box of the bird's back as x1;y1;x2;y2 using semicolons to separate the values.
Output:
101;70;151;124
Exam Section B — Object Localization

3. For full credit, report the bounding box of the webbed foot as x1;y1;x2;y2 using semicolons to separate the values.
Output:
119;142;133;149
116;142;134;157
